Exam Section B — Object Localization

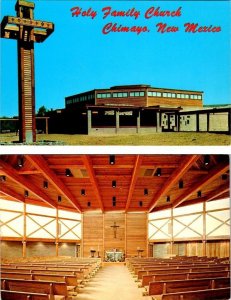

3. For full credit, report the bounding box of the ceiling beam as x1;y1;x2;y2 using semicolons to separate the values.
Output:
205;183;230;202
0;185;25;203
82;155;104;212
125;155;143;212
25;155;81;212
149;155;200;212
0;159;56;208
172;161;229;208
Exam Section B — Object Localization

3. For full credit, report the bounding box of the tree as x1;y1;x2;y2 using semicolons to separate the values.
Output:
37;105;48;116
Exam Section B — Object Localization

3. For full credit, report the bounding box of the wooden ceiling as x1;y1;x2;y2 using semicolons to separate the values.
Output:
0;155;229;213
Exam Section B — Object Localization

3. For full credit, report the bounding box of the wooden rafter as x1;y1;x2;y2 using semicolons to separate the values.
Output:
172;162;229;208
82;155;104;212
205;184;230;202
149;155;200;212
0;185;25;203
25;155;82;212
0;159;56;208
125;155;143;212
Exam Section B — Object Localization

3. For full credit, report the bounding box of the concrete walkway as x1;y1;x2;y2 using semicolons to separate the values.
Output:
76;264;150;300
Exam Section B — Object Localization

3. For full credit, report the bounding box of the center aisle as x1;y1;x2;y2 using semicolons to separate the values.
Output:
76;264;150;300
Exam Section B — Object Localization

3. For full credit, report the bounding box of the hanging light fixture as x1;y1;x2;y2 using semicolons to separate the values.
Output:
109;155;115;165
87;201;91;207
112;180;116;188
43;181;48;189
17;155;24;167
65;169;72;177
204;155;210;166
197;191;202;198
144;188;148;195
112;196;116;207
0;176;6;182
58;195;62;202
156;168;161;177
81;189;86;196
179;180;184;189
139;201;143;207
24;190;29;197
166;196;170;202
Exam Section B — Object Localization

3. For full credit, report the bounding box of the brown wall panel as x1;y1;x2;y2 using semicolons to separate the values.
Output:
126;213;147;257
148;97;202;108
26;242;56;257
82;212;103;257
104;212;125;252
1;241;22;258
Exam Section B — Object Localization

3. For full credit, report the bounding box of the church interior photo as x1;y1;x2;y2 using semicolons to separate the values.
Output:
0;154;230;299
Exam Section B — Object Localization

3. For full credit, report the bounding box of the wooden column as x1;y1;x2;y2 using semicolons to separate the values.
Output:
102;213;105;259
56;208;59;256
146;213;149;257
206;113;210;132
22;202;26;258
228;111;230;134
136;110;140;133
124;213;127;257
81;213;84;257
202;201;206;256
196;113;200;132
177;113;180;132
87;110;92;134
170;207;174;256
45;118;49;134
115;110;120;133
156;112;161;132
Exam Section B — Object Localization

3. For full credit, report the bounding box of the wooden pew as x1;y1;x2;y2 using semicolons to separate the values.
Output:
160;287;230;300
141;270;229;287
138;265;229;281
1;278;68;300
148;277;230;297
1;272;77;291
1;290;53;300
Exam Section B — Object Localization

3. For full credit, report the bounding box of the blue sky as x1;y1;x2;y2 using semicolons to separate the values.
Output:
1;0;230;117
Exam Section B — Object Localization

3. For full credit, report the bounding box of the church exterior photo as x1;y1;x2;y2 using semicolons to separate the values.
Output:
47;84;230;135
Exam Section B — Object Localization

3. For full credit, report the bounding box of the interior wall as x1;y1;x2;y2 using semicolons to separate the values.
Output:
82;212;147;258
153;240;230;258
126;213;147;257
26;242;56;257
58;243;76;257
1;241;22;258
82;212;103;257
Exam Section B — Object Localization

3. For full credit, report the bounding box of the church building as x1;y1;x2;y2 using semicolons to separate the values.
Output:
0;154;230;299
47;84;230;135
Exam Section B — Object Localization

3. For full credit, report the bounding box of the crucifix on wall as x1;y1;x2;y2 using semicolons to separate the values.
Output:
1;0;54;143
111;221;120;238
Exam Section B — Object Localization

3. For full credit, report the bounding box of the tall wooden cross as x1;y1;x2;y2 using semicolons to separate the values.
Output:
1;0;54;143
111;221;120;239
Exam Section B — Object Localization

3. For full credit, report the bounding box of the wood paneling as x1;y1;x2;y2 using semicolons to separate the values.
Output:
148;97;203;108
206;240;230;258
82;212;147;258
126;213;147;257
82;213;103;257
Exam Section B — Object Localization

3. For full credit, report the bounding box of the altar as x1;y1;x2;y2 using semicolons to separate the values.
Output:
105;251;124;262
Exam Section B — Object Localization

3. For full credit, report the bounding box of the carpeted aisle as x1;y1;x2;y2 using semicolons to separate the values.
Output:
75;264;150;300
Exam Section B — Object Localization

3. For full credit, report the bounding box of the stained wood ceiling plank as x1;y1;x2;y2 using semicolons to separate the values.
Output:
172;162;229;208
149;155;200;212
82;155;104;212
25;155;81;212
125;155;143;212
0;159;56;208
